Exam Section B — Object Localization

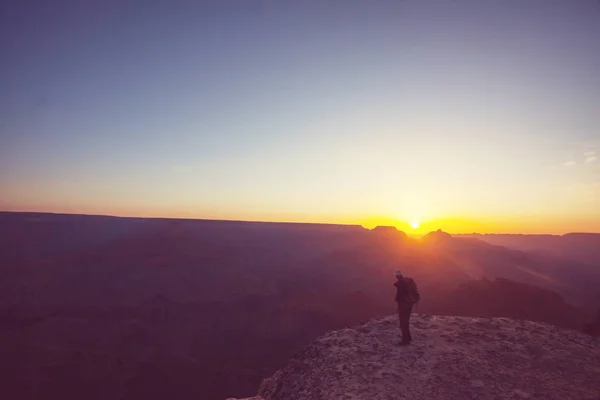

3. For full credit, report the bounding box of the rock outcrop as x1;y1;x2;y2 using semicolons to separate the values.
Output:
229;315;600;400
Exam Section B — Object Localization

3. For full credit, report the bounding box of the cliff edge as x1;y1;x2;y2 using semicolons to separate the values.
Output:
229;315;600;400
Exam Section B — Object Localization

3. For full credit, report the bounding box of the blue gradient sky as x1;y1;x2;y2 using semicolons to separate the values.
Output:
1;0;599;233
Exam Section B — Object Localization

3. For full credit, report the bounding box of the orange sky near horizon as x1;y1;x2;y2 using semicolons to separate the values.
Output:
2;202;599;235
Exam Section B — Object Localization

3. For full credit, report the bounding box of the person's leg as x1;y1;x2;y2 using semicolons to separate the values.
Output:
398;305;411;344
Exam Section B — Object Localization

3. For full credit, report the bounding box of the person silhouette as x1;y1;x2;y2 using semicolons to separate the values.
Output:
393;269;419;345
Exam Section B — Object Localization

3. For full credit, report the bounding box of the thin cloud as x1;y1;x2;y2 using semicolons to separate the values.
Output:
584;151;596;157
585;156;597;164
563;161;576;167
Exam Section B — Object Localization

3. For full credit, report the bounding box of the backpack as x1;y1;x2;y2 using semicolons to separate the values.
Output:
405;278;421;305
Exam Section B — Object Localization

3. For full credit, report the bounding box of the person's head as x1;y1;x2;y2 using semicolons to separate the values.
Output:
394;269;403;280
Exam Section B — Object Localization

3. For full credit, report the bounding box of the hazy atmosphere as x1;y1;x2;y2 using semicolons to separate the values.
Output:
2;2;600;399
2;0;600;233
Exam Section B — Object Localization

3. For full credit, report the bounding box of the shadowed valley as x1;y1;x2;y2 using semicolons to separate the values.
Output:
1;212;599;399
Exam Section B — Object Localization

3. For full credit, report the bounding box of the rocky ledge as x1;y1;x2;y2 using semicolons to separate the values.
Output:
229;314;600;400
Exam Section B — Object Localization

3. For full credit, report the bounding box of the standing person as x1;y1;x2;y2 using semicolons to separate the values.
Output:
393;270;420;345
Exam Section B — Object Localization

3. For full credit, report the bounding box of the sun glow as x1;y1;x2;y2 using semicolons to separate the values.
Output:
410;221;420;229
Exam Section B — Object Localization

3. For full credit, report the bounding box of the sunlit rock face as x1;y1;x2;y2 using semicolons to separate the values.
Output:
371;225;409;241
229;315;600;400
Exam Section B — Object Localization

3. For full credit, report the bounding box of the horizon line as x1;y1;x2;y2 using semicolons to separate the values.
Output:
1;209;599;236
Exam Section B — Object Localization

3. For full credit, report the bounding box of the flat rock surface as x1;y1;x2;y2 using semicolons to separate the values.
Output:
233;315;600;400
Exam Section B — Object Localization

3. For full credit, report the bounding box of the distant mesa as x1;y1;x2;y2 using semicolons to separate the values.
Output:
371;225;408;240
422;229;452;243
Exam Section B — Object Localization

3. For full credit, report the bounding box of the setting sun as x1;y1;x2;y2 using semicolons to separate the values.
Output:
410;221;420;229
